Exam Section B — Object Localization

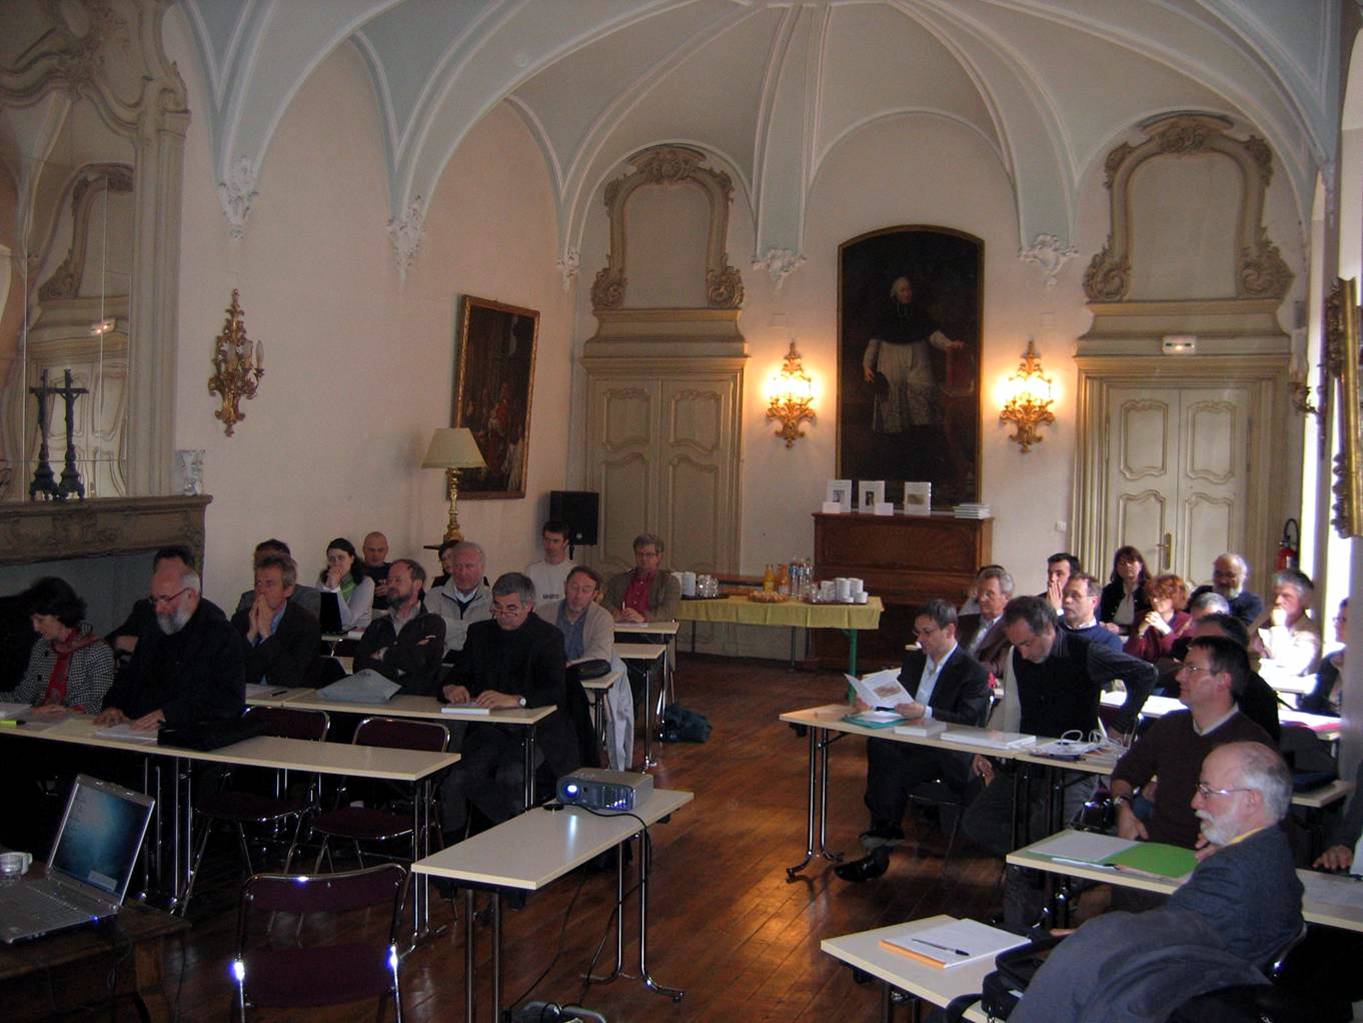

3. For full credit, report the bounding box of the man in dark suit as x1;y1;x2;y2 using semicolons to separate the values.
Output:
1010;742;1302;1023
439;572;581;841
229;553;321;685
836;598;990;882
956;565;1013;677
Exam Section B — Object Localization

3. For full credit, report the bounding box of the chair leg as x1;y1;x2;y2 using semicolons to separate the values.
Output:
313;837;329;874
235;824;255;878
180;816;214;917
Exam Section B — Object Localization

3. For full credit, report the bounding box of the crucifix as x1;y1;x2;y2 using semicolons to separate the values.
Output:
28;368;88;501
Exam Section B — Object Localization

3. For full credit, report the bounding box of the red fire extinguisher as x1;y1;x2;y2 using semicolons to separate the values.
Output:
1276;518;1299;571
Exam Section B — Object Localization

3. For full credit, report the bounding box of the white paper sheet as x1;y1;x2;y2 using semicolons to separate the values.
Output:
1028;829;1135;863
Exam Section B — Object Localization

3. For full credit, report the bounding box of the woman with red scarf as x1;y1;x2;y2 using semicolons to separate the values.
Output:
1;577;114;714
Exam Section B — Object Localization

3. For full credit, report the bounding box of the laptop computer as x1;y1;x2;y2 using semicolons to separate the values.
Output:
317;589;344;634
0;774;155;944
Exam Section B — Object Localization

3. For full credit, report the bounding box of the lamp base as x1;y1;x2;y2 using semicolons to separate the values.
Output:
444;467;464;542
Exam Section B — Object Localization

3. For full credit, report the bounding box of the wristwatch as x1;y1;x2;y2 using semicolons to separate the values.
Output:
1111;794;1131;810
517;695;527;708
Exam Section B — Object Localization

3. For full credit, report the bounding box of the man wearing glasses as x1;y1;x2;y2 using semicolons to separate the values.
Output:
96;559;244;730
1009;742;1302;1023
1109;635;1272;849
439;573;580;842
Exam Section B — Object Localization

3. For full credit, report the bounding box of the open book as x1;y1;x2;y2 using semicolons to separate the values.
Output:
845;668;911;710
879;917;1028;968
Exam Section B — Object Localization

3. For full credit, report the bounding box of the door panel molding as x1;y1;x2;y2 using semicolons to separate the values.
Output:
1073;354;1289;591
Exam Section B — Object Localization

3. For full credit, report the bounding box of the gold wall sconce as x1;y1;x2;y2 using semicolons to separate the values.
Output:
765;341;816;447
999;338;1055;452
422;427;488;542
208;289;264;436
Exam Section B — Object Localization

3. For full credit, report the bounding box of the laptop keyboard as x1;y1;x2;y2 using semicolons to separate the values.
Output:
1;881;110;937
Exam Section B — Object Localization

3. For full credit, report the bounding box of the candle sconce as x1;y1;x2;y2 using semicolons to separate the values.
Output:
208;289;264;436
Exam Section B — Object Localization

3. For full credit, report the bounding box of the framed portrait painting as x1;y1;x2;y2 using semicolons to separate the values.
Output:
451;295;539;499
837;227;982;507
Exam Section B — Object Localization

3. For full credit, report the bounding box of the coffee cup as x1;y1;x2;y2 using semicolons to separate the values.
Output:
682;571;697;597
0;851;32;877
848;577;864;597
834;577;851;602
854;592;869;604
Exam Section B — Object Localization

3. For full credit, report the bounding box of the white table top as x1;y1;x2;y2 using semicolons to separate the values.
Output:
616;642;668;661
0;713;459;780
244;684;314;707
1100;690;1341;740
820;915;995;1020
581;668;623;692
412;788;693;889
283;690;556;726
613;620;681;636
1008;830;1363;932
779;704;1053;763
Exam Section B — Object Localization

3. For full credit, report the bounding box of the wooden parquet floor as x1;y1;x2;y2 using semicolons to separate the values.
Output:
157;654;1008;1022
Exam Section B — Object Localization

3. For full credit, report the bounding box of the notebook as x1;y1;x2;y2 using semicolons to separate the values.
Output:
0;774;155;944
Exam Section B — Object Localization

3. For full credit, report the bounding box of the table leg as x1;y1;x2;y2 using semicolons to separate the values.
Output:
786;726;844;879
637;833;684;1001
641;658;656;769
171;758;192;914
585;840;627;984
523;725;537;811
491;891;503;1021
410;779;428;943
789;627;797;669
787;725;818;879
880;981;894;1023
464;888;476;1023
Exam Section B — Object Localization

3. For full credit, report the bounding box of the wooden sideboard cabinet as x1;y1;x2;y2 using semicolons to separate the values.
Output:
811;512;992;667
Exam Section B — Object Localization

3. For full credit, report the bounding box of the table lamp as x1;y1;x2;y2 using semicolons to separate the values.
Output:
422;427;487;542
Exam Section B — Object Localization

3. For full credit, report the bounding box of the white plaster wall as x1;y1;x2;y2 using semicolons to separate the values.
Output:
164;12;570;612
739;114;1083;596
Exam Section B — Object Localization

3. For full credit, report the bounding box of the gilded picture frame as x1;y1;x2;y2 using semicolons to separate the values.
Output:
451;295;539;499
837;227;983;507
1326;278;1363;538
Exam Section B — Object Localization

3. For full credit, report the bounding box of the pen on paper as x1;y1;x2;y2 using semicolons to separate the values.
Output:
913;938;969;957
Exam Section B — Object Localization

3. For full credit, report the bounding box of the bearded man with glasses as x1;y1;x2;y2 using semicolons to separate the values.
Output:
96;559;244;731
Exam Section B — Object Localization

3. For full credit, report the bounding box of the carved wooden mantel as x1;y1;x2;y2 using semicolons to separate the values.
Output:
0;496;211;568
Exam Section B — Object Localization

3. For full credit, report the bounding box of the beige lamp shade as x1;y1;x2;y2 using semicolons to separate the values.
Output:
422;427;486;470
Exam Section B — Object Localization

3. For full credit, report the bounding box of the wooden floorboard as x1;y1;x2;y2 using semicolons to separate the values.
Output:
136;653;1013;1022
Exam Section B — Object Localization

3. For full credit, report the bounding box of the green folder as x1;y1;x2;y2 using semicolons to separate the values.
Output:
842;713;906;729
1101;841;1197;879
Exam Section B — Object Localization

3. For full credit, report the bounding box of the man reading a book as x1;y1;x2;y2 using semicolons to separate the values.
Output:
1009;742;1303;1023
835;599;990;883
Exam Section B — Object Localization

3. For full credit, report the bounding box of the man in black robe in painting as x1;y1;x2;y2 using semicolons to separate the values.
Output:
861;275;963;482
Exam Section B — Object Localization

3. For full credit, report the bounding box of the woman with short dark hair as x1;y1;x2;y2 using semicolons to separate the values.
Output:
0;577;115;713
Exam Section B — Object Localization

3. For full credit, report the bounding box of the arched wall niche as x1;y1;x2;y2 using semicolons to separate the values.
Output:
1084;112;1293;305
590;145;744;313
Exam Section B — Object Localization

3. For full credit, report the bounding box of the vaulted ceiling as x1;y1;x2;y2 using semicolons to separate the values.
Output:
180;0;1339;268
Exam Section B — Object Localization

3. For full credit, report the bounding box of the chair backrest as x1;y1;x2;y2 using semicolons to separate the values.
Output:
244;705;330;742
234;864;406;1013
353;715;448;753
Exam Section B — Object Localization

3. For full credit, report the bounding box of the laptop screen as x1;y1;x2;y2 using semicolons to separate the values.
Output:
318;590;343;633
48;776;155;899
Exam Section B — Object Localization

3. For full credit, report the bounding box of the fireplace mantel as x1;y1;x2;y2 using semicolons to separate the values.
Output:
0;496;211;568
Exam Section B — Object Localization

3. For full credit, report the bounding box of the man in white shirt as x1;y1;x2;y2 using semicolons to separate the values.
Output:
835;599;991;882
1251;567;1322;683
524;520;575;604
426;541;492;662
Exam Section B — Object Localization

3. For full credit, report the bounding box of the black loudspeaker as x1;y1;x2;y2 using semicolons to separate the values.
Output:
550;490;599;546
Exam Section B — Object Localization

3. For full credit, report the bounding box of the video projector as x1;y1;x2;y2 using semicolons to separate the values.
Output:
555;768;653;811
